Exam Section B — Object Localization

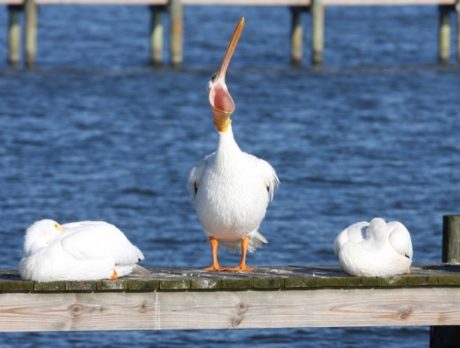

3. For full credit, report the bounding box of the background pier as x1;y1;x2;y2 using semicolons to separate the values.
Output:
1;0;459;66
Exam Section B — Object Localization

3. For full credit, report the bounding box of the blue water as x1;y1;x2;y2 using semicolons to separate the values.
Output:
1;4;460;347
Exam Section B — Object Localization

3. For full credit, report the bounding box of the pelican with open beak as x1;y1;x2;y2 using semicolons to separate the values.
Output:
188;18;279;272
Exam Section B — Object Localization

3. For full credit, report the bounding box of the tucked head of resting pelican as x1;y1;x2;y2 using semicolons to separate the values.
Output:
208;18;245;133
23;219;63;256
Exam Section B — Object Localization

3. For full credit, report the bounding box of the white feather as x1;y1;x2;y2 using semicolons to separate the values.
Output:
334;217;413;277
388;221;413;259
188;125;278;251
333;221;367;256
19;219;145;281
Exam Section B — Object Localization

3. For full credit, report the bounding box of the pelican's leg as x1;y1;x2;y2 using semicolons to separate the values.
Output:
203;236;224;272
226;236;253;272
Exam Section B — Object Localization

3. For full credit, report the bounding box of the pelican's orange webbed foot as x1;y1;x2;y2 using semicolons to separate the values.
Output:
203;264;225;272
203;236;224;272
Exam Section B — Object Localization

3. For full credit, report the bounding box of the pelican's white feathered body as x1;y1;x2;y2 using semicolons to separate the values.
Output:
188;126;278;251
19;219;145;281
334;218;413;277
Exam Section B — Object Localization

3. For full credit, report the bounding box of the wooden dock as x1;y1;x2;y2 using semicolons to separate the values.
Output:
1;265;460;332
0;214;459;348
1;0;459;66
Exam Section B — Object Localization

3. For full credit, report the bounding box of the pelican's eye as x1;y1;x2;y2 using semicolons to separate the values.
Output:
54;223;63;232
208;73;218;90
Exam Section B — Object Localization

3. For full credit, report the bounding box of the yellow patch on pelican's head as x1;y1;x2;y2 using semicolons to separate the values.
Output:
54;223;63;233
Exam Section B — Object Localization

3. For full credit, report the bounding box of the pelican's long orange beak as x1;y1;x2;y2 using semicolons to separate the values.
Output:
216;17;245;82
209;18;245;132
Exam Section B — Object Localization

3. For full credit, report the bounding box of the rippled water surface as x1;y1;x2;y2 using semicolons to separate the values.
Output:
0;4;460;347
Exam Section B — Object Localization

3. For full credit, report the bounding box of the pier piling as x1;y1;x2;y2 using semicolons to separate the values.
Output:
290;7;304;65
7;5;22;66
430;215;460;348
438;5;451;63
169;0;183;66
441;215;460;263
150;6;164;65
311;0;324;65
25;0;37;67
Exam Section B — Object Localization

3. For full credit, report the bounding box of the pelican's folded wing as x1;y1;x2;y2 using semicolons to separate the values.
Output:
187;153;215;200
256;158;279;201
60;222;144;265
388;221;413;259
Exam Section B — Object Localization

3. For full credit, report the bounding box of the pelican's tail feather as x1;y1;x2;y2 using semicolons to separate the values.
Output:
220;231;268;253
250;231;268;252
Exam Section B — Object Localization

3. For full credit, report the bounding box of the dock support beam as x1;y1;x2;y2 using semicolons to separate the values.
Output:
169;0;183;67
150;6;164;65
311;0;324;65
7;5;22;66
290;7;304;65
430;215;460;348
25;0;37;67
438;5;451;63
441;215;460;263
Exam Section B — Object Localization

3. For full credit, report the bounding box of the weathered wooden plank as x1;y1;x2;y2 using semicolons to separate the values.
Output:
182;0;310;5
3;265;460;292
1;288;460;331
324;0;455;5
180;0;456;5
0;0;168;4
126;279;160;291
0;0;456;5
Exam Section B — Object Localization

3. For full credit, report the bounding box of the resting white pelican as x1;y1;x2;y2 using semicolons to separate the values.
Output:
187;18;278;272
334;217;413;277
19;219;145;281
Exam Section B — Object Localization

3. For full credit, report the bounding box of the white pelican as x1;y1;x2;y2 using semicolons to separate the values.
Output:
187;18;278;272
334;217;413;277
19;219;145;281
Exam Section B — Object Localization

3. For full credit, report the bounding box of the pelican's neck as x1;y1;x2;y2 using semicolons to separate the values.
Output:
216;125;241;158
